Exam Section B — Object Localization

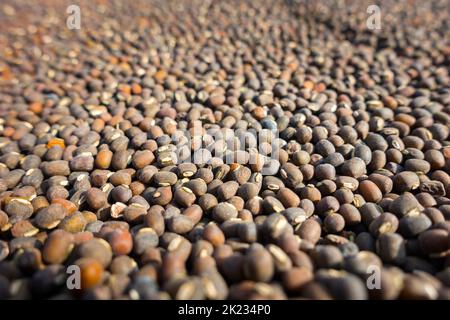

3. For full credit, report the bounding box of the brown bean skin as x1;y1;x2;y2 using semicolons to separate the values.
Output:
296;220;321;244
359;180;383;203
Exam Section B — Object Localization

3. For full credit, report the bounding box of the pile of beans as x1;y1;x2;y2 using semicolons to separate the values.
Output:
0;0;449;300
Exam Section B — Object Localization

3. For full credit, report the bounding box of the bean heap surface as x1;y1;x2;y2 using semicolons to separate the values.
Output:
0;0;449;300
